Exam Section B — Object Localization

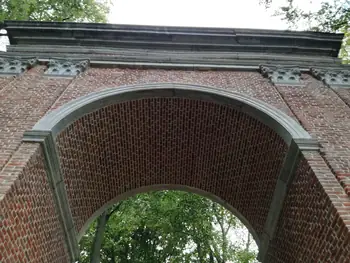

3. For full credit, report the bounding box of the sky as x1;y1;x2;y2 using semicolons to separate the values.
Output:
108;0;323;30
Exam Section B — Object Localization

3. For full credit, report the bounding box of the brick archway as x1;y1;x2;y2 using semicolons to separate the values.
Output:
22;83;317;261
2;83;350;263
1;20;350;263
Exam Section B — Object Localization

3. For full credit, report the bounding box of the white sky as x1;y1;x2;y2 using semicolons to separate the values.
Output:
108;0;323;30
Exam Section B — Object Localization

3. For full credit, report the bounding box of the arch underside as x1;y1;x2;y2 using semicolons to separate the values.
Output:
55;94;288;238
22;83;321;262
78;184;262;246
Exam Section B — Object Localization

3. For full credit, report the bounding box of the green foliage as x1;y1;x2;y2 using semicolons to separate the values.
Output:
262;0;349;32
261;0;350;63
79;191;258;263
0;0;111;23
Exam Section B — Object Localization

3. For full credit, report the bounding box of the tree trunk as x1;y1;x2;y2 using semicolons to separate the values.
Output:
209;250;214;263
196;242;204;263
108;249;116;263
90;203;123;263
245;231;251;251
90;211;109;263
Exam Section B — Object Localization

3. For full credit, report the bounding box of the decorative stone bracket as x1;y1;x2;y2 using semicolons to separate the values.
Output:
259;65;302;85
0;56;38;75
311;68;350;87
45;59;89;77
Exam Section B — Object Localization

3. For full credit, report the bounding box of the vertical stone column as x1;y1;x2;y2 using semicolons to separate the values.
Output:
258;138;319;262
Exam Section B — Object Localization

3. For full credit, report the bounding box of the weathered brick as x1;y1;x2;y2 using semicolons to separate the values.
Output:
0;66;349;263
51;68;294;117
0;143;68;263
0;66;72;171
0;76;15;92
266;152;350;262
56;98;288;234
275;74;350;197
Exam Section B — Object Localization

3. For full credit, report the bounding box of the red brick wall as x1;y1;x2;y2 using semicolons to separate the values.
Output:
56;98;288;234
1;66;350;262
0;143;68;263
0;76;14;92
0;68;296;172
275;74;350;196
51;68;294;117
332;86;350;108
0;67;295;263
266;152;350;262
0;66;72;171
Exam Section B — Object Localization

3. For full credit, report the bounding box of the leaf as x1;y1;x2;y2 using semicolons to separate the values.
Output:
264;0;350;63
79;191;258;262
0;0;111;23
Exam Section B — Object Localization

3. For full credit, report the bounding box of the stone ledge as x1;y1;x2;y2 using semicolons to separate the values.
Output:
3;51;347;70
4;20;343;57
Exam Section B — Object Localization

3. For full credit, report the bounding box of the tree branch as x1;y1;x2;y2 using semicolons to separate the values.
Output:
107;202;123;220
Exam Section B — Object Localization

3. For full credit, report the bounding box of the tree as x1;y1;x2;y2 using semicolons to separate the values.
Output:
262;0;349;32
79;191;258;263
89;203;123;263
261;0;350;63
0;0;111;23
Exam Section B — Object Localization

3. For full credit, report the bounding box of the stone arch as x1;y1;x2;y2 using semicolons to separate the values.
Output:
32;83;311;141
77;184;261;246
22;83;318;262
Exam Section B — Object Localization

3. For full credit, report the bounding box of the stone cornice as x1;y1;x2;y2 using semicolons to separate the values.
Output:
4;20;343;58
259;65;302;85
0;55;37;75
311;68;350;87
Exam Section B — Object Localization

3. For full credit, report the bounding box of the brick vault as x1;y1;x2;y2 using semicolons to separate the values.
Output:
0;21;350;262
